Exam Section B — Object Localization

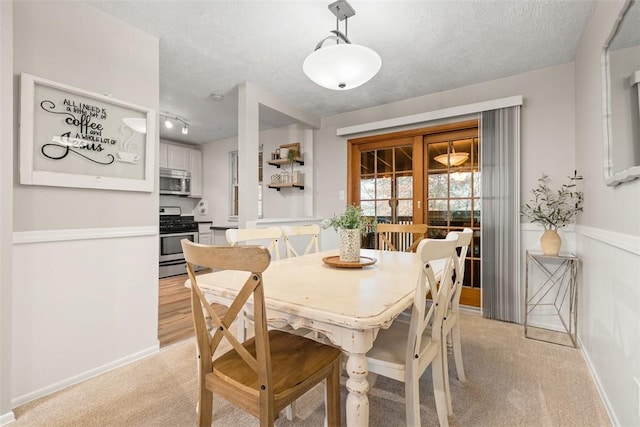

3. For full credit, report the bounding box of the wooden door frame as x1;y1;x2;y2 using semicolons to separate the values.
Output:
347;119;481;308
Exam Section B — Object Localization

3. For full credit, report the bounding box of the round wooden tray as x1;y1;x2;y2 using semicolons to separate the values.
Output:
322;255;377;269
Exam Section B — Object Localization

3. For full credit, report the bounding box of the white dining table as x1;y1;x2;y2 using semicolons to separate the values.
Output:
189;248;442;427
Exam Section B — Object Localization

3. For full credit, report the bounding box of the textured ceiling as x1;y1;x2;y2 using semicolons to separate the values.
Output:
88;1;596;145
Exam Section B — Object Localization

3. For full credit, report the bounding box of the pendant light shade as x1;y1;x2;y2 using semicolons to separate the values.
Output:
303;43;381;90
434;151;469;167
304;0;381;90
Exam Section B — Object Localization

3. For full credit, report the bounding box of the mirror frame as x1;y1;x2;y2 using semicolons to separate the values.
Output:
602;0;640;186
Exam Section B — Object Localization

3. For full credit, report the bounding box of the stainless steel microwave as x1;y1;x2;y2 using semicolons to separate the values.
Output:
159;168;191;196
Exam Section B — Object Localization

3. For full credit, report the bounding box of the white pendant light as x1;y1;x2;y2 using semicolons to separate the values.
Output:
303;0;381;90
434;148;469;167
304;42;381;90
164;118;173;129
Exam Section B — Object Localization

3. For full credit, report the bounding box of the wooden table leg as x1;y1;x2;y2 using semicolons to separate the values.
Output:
345;352;370;427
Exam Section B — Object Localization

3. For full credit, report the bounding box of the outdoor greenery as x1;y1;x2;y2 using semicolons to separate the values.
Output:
323;204;376;235
521;171;584;230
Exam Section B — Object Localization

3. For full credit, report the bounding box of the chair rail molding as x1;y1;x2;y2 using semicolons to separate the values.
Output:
13;226;157;244
575;225;640;256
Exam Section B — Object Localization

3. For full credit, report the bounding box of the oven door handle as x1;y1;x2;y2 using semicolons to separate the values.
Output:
160;232;198;238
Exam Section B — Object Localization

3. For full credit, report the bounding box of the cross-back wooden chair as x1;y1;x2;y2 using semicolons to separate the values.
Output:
441;227;473;415
376;223;428;252
281;224;320;258
225;227;283;341
182;241;342;427
365;235;458;427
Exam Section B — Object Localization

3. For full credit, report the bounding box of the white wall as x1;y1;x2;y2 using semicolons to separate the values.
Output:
201;124;313;226
0;0;14;423
574;1;640;425
11;1;160;407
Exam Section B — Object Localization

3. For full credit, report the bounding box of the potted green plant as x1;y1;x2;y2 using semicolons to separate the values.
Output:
323;204;375;262
520;171;584;255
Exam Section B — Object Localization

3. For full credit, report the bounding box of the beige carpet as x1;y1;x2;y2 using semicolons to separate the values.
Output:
12;314;610;426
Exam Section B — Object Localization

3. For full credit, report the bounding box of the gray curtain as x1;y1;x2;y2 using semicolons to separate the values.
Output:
481;107;521;323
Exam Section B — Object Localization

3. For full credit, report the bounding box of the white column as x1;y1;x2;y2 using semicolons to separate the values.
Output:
237;82;260;228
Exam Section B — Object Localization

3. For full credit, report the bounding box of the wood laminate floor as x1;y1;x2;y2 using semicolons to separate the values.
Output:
158;270;227;348
158;273;194;347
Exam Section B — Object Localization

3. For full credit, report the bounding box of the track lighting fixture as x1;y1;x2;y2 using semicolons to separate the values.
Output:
161;113;190;135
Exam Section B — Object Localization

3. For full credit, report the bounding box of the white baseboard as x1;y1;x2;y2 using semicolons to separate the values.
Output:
0;411;15;426
578;336;618;426
11;342;159;408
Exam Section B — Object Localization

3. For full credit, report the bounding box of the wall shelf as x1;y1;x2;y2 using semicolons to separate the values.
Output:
267;157;304;168
267;183;304;191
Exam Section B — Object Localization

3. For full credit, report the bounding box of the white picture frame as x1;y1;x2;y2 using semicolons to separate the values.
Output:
19;73;156;192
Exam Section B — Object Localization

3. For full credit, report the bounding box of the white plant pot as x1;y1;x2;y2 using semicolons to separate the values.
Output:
339;228;361;262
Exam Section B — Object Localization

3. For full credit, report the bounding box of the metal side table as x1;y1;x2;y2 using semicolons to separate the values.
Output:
524;251;579;347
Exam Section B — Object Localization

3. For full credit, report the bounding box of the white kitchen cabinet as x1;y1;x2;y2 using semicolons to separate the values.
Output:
159;142;203;197
212;229;231;246
189;149;203;198
159;143;168;168
199;232;212;245
167;144;188;170
198;223;212;245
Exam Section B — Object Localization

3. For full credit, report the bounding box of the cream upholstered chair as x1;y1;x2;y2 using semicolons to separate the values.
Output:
376;223;428;252
442;227;473;414
281;224;320;258
366;235;458;426
182;241;342;427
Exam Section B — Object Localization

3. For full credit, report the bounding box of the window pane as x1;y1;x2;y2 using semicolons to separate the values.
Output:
450;199;471;227
450;172;472;197
428;200;447;226
472;259;481;288
360;200;375;217
473;198;481;227
397;200;413;222
361;151;375;175
376;149;393;174
473;172;481;196
360;178;376;200
397;175;413;198
395;146;413;171
427;141;449;171
377;177;392;199
376;200;392;221
427;228;448;239
428;173;448;198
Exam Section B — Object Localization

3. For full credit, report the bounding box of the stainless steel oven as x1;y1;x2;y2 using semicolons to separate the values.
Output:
159;231;198;278
160;231;198;263
159;206;201;278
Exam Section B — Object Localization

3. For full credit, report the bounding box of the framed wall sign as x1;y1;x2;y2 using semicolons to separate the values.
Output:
19;73;156;192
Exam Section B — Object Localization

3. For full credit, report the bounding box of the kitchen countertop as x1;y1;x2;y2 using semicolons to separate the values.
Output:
210;225;238;230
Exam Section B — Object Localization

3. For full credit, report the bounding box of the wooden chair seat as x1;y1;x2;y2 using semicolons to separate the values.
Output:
210;330;342;412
